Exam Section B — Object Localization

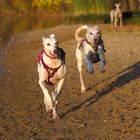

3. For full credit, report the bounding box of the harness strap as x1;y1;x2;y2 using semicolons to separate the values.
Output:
86;39;98;51
80;38;105;52
38;50;63;85
79;39;98;52
41;58;63;85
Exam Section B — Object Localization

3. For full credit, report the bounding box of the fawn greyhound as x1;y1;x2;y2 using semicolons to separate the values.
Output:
75;25;106;93
110;3;122;28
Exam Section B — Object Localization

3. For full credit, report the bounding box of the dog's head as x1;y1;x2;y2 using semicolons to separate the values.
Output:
114;3;121;9
42;34;58;57
86;25;101;46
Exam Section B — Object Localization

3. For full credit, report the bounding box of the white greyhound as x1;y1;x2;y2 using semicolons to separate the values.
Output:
37;34;66;119
75;25;106;93
110;3;122;28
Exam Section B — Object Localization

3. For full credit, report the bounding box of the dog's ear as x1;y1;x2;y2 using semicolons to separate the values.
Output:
94;25;101;33
42;37;45;42
97;26;101;32
50;34;56;39
114;3;118;7
42;37;46;47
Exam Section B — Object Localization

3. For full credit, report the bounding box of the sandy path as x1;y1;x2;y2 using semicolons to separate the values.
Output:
0;24;140;140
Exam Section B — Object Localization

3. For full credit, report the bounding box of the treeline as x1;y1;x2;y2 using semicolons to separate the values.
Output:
0;0;139;16
74;0;140;15
0;0;72;15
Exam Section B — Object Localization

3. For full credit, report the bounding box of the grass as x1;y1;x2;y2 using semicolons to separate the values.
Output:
64;14;110;24
64;11;140;25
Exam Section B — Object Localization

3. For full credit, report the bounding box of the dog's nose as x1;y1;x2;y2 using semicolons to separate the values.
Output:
53;50;57;54
94;38;97;42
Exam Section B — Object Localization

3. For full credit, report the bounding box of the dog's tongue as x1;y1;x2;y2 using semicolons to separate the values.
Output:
50;52;57;58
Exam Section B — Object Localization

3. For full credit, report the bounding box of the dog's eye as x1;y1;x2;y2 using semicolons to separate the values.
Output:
90;32;93;35
96;32;100;34
47;43;51;46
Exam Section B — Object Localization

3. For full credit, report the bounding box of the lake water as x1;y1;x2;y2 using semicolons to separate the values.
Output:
0;15;63;74
0;15;63;48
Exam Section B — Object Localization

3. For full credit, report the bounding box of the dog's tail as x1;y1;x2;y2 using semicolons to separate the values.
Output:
75;25;88;42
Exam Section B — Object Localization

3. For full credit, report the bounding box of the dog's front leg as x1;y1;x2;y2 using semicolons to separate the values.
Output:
97;45;106;72
120;16;122;27
39;80;53;112
110;12;114;28
114;15;118;28
52;77;65;119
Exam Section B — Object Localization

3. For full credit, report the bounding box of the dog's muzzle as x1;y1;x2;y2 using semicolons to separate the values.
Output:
53;49;58;54
93;38;99;45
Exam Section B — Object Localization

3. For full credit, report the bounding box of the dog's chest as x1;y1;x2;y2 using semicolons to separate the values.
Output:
46;71;58;85
38;51;63;85
82;42;95;54
82;42;100;63
44;62;63;85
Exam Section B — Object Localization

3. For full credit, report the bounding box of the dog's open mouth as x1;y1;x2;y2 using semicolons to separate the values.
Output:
50;52;57;58
93;38;99;46
93;41;98;46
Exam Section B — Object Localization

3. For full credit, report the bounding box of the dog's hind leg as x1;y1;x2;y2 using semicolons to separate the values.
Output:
76;47;86;93
114;15;118;28
52;77;65;119
120;15;122;27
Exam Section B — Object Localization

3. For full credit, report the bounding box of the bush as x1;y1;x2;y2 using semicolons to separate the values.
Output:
64;14;110;24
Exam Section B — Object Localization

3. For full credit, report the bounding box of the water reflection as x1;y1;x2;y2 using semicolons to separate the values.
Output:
0;15;63;48
0;15;63;75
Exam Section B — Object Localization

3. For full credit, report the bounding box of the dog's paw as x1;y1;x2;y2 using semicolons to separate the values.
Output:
53;115;59;120
46;106;53;113
87;70;94;74
100;70;106;73
52;112;59;119
81;89;86;93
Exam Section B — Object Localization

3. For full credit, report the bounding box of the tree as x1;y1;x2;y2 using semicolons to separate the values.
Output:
10;0;32;11
32;0;72;11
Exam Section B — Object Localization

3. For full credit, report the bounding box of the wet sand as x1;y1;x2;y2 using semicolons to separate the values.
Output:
0;24;140;140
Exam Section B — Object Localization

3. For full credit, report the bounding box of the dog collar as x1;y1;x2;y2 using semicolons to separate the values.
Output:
43;50;57;59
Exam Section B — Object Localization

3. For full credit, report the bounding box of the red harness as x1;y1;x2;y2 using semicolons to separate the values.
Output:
38;50;63;85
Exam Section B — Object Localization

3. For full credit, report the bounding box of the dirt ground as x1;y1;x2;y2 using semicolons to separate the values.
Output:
0;24;140;140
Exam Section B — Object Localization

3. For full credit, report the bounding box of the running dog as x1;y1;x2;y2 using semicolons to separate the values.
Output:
110;3;122;28
75;25;106;93
37;34;66;119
